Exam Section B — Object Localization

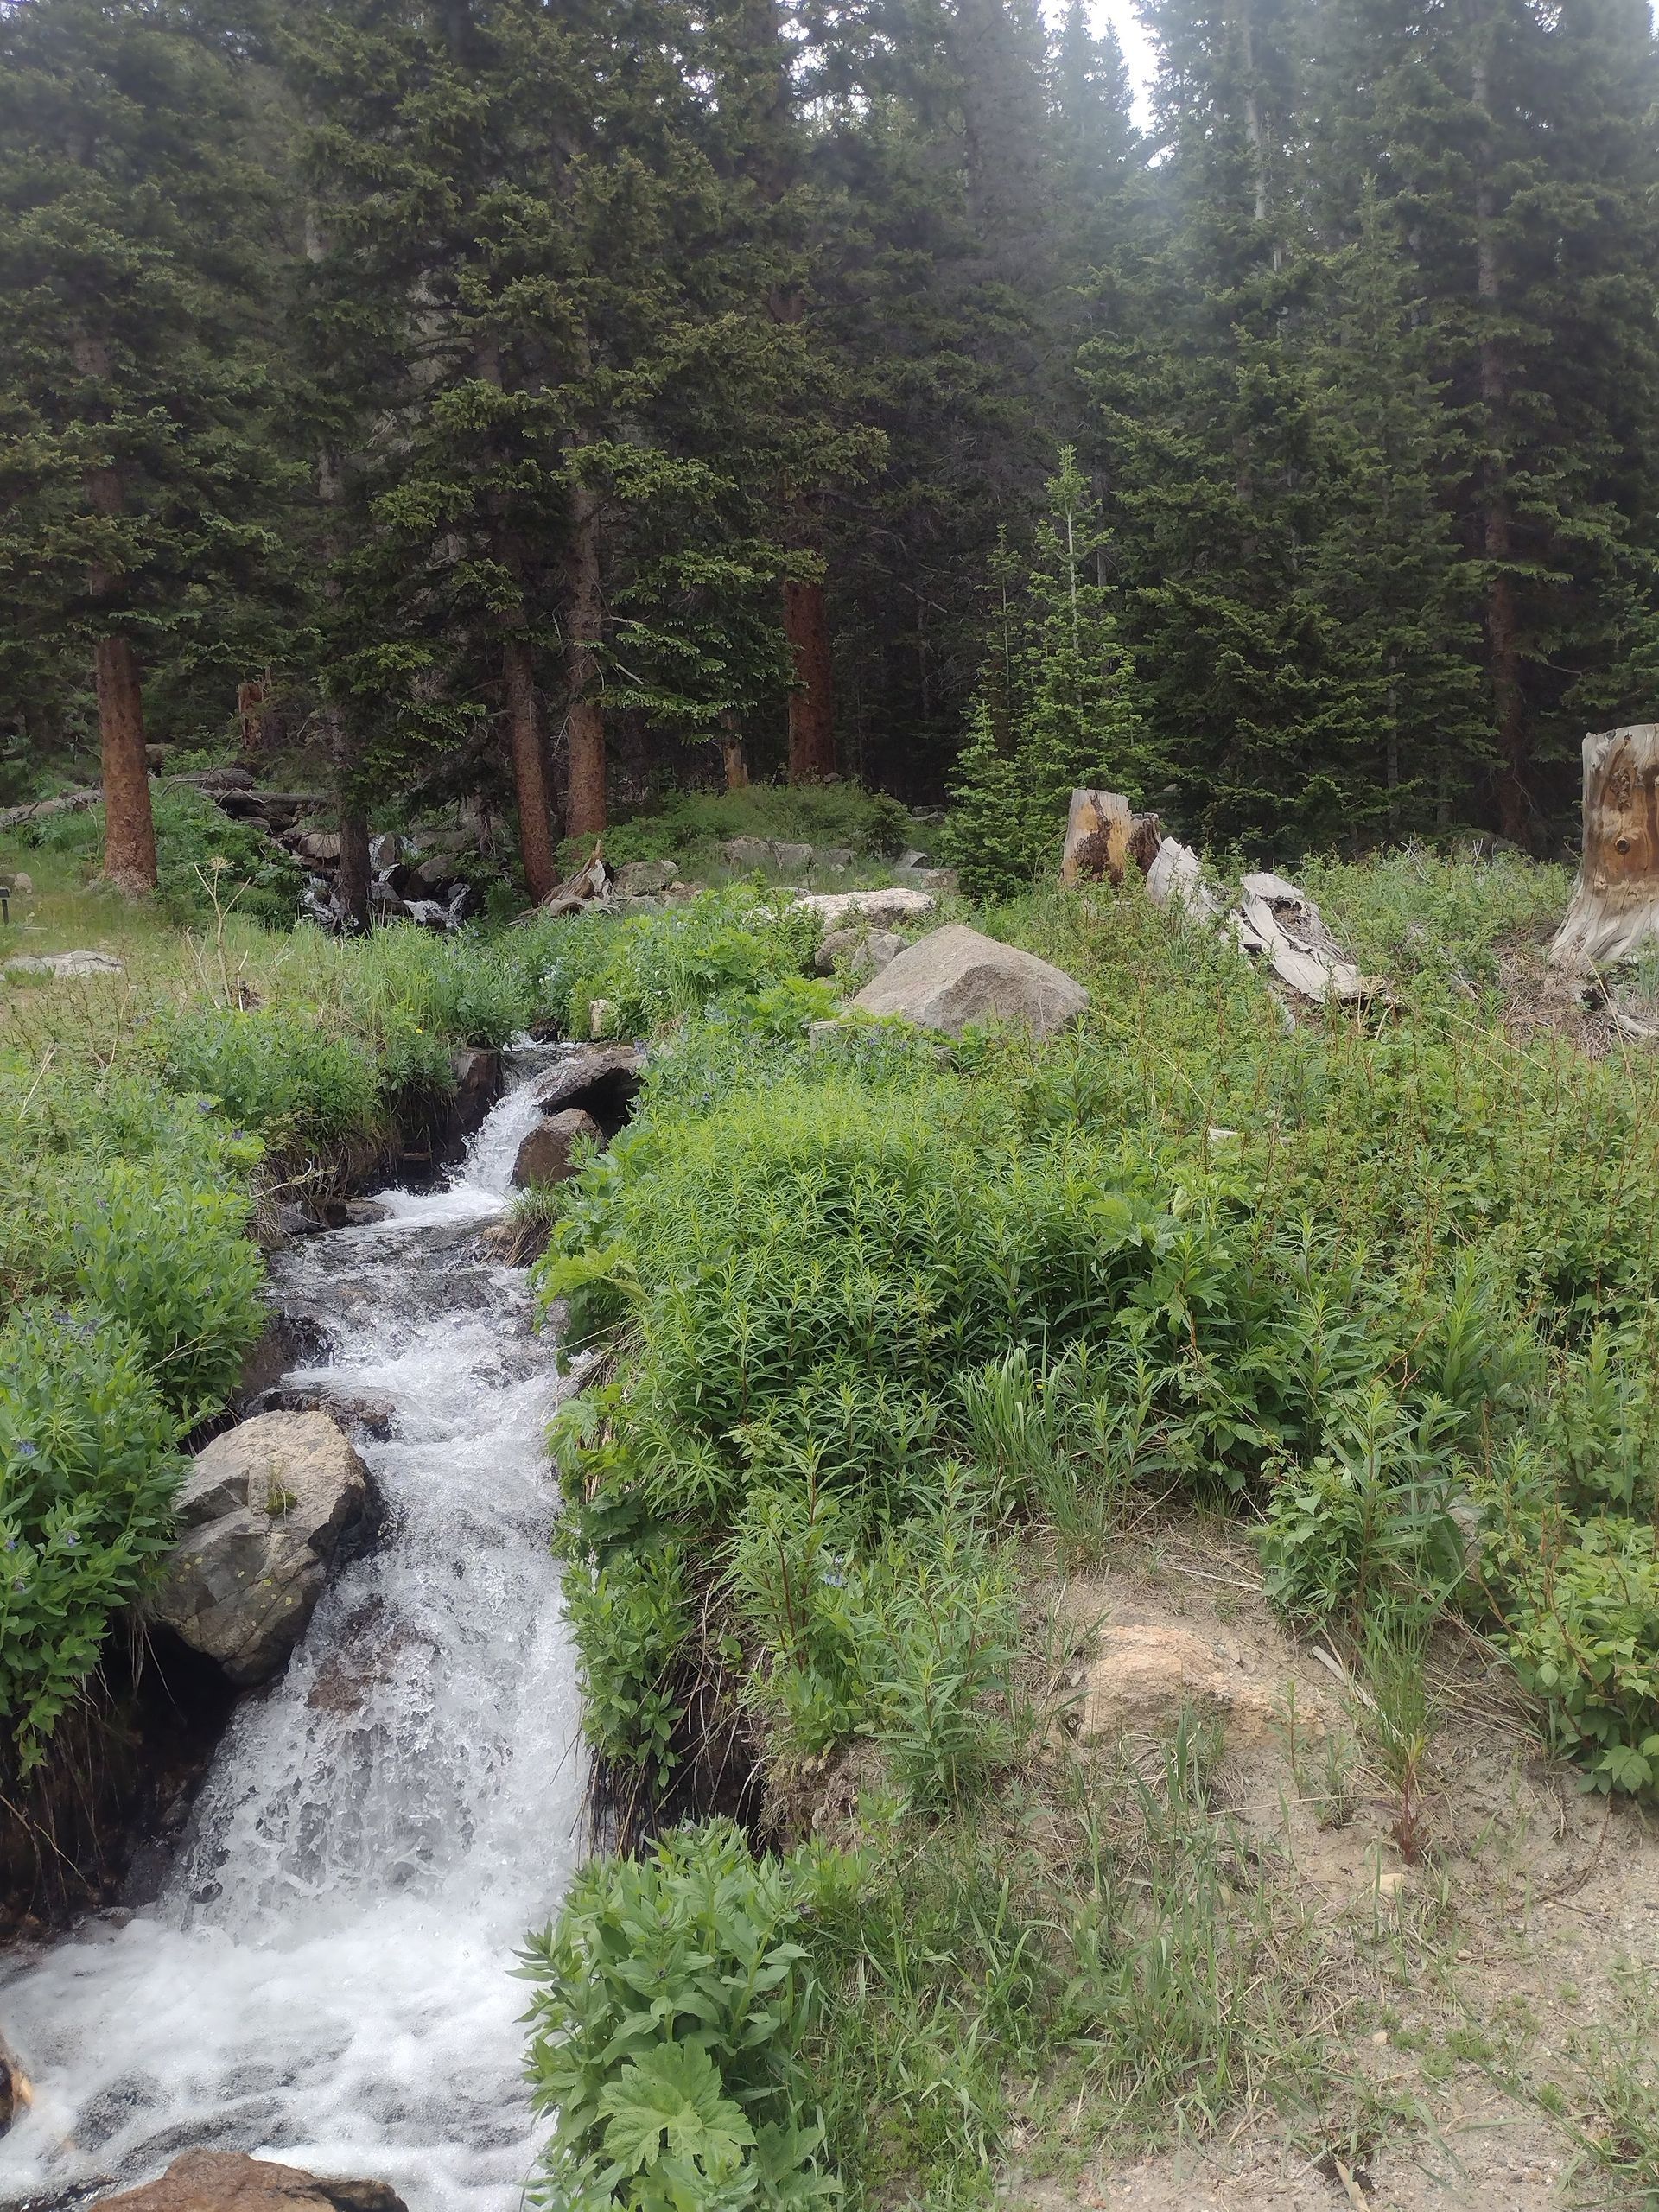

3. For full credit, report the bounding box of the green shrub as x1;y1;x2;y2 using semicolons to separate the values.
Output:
18;788;304;927
67;1162;265;1419
1257;1382;1471;1631
160;1004;382;1149
0;1302;186;1766
520;1819;838;2212
522;887;821;1043
561;782;912;874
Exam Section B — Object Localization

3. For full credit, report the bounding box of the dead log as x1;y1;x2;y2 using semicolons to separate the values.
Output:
1144;839;1385;1007
1059;790;1165;887
1548;724;1659;972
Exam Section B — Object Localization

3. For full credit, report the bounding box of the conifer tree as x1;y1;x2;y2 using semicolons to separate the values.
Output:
945;448;1148;895
0;0;287;890
1303;181;1487;834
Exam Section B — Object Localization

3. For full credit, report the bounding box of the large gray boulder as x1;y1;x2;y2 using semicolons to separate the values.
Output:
151;1413;370;1687
849;923;1087;1040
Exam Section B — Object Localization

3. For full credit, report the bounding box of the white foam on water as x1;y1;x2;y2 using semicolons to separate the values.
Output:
0;1065;589;2208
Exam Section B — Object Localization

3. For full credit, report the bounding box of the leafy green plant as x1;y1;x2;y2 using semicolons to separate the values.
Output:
520;1820;839;2212
876;1501;1020;1812
1258;1382;1470;1631
0;1301;185;1766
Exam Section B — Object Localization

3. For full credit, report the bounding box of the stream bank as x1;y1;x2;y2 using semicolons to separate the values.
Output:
0;1069;588;2210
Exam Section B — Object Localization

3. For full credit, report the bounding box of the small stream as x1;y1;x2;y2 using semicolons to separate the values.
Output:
0;1059;588;2208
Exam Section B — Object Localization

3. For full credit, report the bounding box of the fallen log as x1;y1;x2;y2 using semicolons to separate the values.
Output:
1145;838;1385;1007
1548;724;1659;971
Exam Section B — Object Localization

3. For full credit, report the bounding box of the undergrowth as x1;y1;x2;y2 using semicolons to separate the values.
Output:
521;855;1659;2207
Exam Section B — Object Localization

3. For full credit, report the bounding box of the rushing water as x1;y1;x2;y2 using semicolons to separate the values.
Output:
0;1057;588;2209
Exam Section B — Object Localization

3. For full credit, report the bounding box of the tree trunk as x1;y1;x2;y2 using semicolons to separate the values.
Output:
1470;31;1530;845
94;635;156;893
1548;726;1659;970
785;577;836;782
721;712;750;792
505;637;559;903
565;478;607;837
76;331;156;893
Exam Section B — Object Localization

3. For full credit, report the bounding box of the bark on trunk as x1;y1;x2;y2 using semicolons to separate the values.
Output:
721;714;750;793
505;637;559;904
784;577;836;783
565;479;607;837
94;634;156;893
1548;726;1659;970
1471;32;1529;845
77;333;156;893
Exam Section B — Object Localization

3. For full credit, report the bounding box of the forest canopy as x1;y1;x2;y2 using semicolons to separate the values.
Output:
3;0;1656;887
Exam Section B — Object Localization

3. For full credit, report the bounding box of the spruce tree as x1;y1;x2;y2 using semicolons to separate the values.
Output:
946;448;1148;895
0;0;288;889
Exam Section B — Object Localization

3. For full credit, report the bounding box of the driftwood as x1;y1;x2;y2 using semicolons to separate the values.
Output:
1145;838;1383;1007
1549;724;1659;971
1059;790;1164;888
537;845;613;919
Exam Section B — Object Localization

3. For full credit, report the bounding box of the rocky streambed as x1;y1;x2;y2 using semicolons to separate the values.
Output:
0;1065;592;2211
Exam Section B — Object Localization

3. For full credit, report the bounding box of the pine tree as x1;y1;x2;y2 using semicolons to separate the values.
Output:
945;448;1148;894
1302;181;1488;835
0;0;289;890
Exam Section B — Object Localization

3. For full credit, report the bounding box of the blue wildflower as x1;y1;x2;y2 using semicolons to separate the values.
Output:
15;1441;36;1459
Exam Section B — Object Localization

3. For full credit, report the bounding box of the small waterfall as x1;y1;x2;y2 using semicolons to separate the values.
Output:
0;1065;588;2209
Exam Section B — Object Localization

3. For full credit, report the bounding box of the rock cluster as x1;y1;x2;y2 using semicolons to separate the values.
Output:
150;1413;371;1686
507;1043;645;1187
721;836;853;874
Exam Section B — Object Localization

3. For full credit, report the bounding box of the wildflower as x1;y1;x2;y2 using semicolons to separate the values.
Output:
61;1533;78;1548
15;1441;36;1459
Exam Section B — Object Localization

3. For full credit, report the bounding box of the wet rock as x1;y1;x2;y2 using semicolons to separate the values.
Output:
1077;1624;1320;1747
233;1311;327;1412
449;1046;499;1137
150;1414;370;1687
0;2022;31;2135
512;1105;602;1188
524;1042;644;1135
259;1386;397;1440
612;858;678;897
849;923;1086;1041
335;1198;389;1228
89;2148;408;2210
3;950;124;980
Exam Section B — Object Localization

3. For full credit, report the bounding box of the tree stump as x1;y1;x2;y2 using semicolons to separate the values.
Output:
1059;789;1163;887
1549;725;1659;971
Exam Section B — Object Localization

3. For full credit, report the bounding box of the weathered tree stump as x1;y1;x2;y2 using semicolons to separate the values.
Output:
1059;789;1163;887
1549;725;1659;971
